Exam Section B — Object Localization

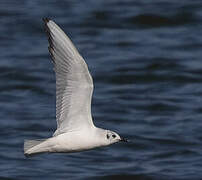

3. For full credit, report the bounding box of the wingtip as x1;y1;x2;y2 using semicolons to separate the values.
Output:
43;17;50;23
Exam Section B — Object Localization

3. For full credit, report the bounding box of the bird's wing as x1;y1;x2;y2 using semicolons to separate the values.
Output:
43;18;94;136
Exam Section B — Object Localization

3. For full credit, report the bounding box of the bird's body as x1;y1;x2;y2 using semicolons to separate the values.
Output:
25;127;111;155
24;18;127;157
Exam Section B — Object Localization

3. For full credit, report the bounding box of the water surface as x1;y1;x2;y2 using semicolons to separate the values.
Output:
1;1;202;179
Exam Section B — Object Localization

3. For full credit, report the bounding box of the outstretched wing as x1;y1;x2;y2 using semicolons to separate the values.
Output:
43;18;94;136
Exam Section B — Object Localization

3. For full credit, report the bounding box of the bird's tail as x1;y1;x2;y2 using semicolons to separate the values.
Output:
24;139;46;157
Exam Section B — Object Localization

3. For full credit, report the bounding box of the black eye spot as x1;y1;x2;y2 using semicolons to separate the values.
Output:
107;134;110;139
112;134;116;138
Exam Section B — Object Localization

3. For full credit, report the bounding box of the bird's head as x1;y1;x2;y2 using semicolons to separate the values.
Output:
105;130;129;145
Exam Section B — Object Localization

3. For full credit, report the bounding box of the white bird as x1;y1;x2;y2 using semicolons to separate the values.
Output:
24;18;128;156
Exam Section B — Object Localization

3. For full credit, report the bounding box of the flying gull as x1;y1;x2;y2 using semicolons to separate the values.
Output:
24;18;128;156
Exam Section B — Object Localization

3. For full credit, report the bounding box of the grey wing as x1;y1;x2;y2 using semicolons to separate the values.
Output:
43;18;94;136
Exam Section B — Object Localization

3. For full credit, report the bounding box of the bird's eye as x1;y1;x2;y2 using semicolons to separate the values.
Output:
112;134;116;138
107;134;110;139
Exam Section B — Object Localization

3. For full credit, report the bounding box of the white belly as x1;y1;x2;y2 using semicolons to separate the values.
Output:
50;131;101;152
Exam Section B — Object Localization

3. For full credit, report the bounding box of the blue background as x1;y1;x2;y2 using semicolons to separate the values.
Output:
1;0;202;179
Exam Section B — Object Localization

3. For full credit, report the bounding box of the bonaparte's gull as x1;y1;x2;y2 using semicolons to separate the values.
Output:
24;18;128;156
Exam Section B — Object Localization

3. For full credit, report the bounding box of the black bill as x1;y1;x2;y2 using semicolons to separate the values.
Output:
120;137;129;142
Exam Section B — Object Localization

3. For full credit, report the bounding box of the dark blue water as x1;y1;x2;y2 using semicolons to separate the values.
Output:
1;1;202;179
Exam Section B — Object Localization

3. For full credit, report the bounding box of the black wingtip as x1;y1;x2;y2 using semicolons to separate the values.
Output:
43;18;50;23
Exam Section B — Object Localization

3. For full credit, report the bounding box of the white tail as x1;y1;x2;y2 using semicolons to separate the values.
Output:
24;139;46;157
